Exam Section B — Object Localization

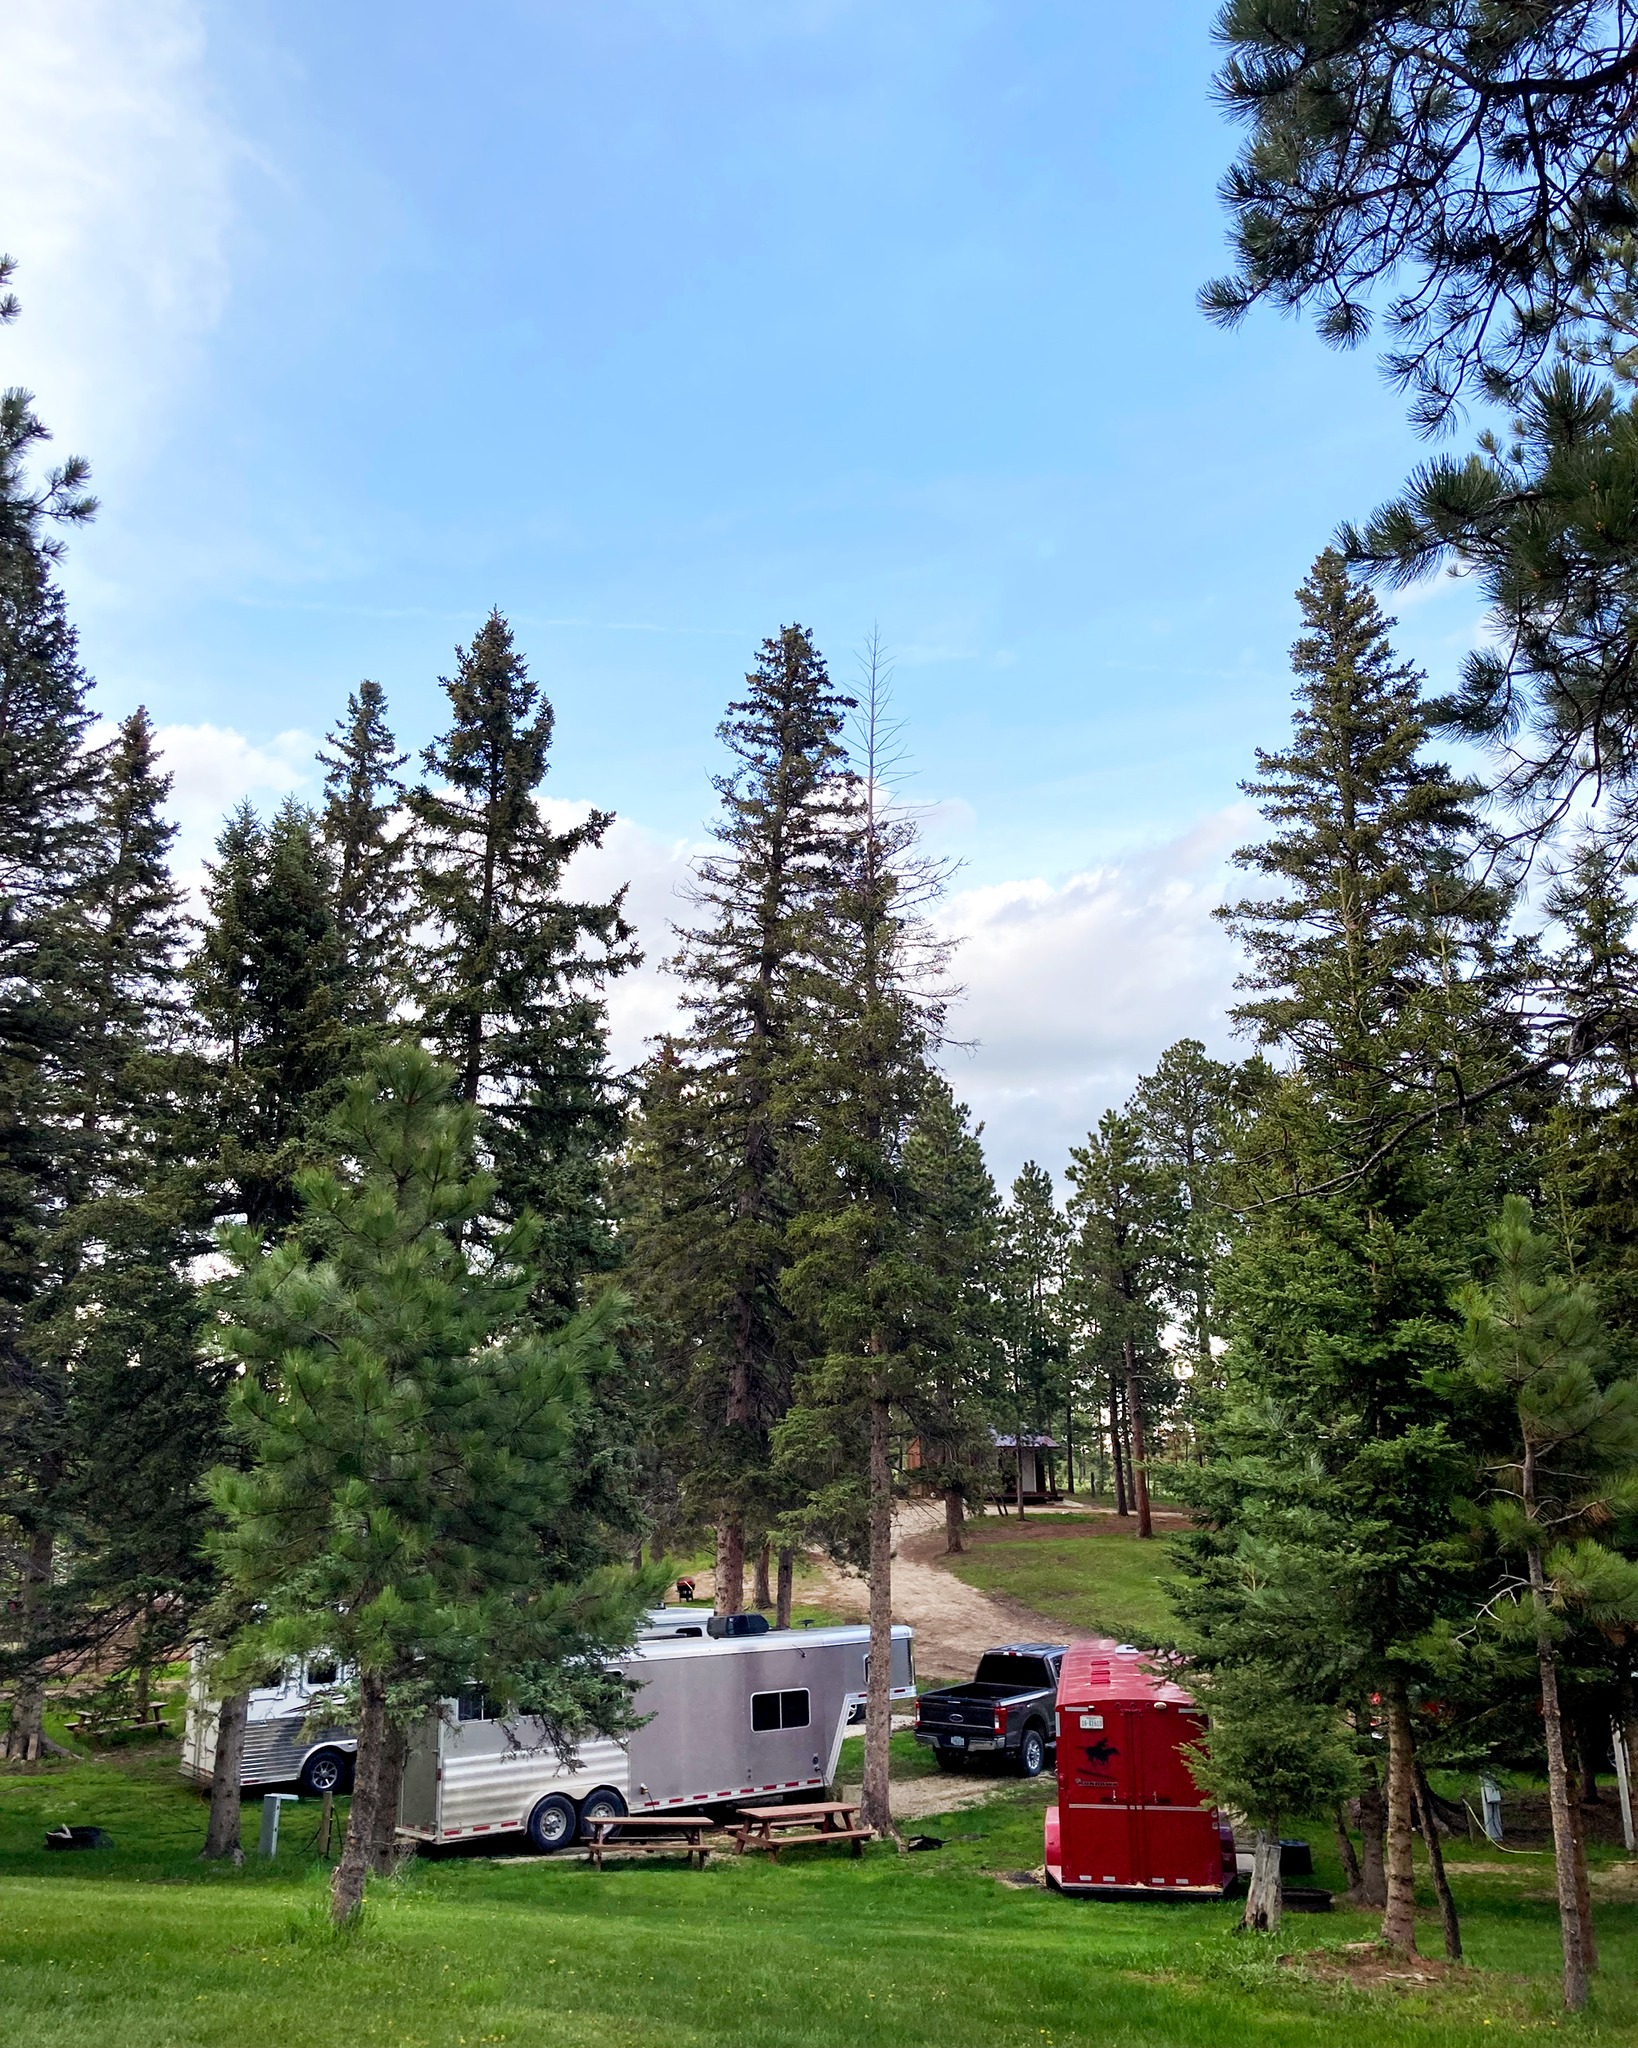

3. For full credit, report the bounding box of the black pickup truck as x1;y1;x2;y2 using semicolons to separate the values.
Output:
912;1643;1065;1777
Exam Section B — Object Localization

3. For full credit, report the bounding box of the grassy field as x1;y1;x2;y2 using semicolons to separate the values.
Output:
941;1511;1184;1645
5;1741;1638;2045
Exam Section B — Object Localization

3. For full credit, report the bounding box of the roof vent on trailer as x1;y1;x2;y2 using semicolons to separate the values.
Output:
706;1612;771;1638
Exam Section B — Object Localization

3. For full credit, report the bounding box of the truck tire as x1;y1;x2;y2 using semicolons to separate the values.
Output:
578;1787;628;1841
933;1748;967;1773
526;1794;579;1853
1016;1725;1047;1778
298;1748;353;1798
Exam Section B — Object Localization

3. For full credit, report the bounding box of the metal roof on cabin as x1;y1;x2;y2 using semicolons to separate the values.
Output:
989;1430;1060;1450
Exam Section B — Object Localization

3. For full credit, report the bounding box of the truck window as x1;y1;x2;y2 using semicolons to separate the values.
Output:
751;1688;810;1732
973;1655;1054;1690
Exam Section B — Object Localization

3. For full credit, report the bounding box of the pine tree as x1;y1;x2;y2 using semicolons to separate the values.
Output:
995;1163;1069;1520
0;275;101;1757
1173;551;1524;1957
407;611;636;1305
656;624;859;1610
317;678;409;1028
208;1045;652;1925
901;1076;1001;1554
777;652;952;1837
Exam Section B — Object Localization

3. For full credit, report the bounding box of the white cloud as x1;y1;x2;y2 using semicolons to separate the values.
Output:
140;721;317;893
936;808;1250;1185
0;1;238;469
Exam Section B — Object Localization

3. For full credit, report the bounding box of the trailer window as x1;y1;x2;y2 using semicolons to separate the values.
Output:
456;1688;493;1723
305;1659;338;1687
751;1688;810;1732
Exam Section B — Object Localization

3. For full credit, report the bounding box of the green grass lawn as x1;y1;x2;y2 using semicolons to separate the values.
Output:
5;1741;1638;2045
942;1513;1183;1646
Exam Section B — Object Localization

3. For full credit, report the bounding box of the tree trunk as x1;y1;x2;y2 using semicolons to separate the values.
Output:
1064;1400;1075;1496
332;1669;387;1925
1358;1753;1388;1908
775;1548;794;1629
1110;1380;1129;1517
1381;1681;1419;1958
1333;1802;1364;1904
1412;1762;1462;1961
1243;1829;1282;1933
714;1516;745;1616
861;1391;895;1842
1122;1338;1153;1539
943;1486;965;1554
1577;1722;1601;1804
1569;1773;1598;1974
200;1691;249;1862
1531;1545;1589;2011
753;1540;772;1610
1014;1440;1026;1520
368;1719;409;1876
2;1527;53;1760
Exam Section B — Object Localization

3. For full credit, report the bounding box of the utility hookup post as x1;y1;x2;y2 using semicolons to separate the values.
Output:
1479;1777;1504;1846
258;1792;299;1858
1611;1721;1636;1853
317;1787;336;1858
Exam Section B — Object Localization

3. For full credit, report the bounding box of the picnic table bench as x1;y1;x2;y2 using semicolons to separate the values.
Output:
731;1801;873;1860
583;1812;717;1872
66;1703;167;1738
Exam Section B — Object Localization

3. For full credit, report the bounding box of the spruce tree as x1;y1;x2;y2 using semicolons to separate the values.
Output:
657;624;859;1610
407;611;636;1305
208;1045;652;1925
0;277;101;1756
317;678;409;1028
1173;551;1524;1956
995;1163;1069;1519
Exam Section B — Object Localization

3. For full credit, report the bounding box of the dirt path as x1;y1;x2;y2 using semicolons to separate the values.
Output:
806;1499;1103;1681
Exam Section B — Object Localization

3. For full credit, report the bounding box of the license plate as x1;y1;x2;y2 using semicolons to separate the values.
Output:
948;1736;965;1748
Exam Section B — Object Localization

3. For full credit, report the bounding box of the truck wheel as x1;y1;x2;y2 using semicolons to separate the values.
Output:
299;1748;352;1797
933;1749;967;1773
578;1788;628;1841
1017;1726;1047;1778
526;1794;579;1853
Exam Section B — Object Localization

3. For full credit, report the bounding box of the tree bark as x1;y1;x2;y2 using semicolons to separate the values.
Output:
1412;1762;1462;1961
1569;1772;1598;1974
1358;1757;1388;1908
1014;1439;1026;1520
943;1486;965;1554
1334;1802;1364;1904
368;1719;409;1876
1381;1681;1419;1958
1122;1338;1153;1539
775;1548;794;1629
1064;1400;1075;1496
200;1692;249;1863
1243;1829;1282;1933
1531;1544;1589;2011
860;1390;895;1841
714;1516;745;1616
2;1527;53;1761
753;1540;772;1610
331;1669;387;1925
1110;1379;1129;1517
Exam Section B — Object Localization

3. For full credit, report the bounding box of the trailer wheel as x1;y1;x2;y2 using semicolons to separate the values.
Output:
299;1748;353;1797
526;1794;578;1853
578;1788;628;1841
933;1748;967;1773
1016;1726;1047;1778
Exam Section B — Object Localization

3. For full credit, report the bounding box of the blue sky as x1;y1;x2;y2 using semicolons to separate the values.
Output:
4;0;1487;1180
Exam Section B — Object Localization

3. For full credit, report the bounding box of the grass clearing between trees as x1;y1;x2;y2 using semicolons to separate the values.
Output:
5;1743;1638;2045
940;1510;1185;1646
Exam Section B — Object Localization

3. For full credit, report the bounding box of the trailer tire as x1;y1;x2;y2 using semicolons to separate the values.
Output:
1016;1725;1047;1778
299;1748;353;1798
578;1788;627;1841
526;1794;579;1853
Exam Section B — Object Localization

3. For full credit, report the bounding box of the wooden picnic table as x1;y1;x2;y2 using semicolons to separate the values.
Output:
583;1812;716;1872
731;1801;873;1861
66;1703;167;1738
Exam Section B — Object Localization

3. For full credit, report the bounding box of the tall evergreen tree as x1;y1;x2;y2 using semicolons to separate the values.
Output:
317;678;409;1027
656;625;859;1611
0;275;101;1757
995;1163;1069;1519
407;611;636;1304
1173;551;1525;1957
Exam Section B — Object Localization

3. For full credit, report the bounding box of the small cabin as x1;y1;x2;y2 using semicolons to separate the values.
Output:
990;1430;1063;1505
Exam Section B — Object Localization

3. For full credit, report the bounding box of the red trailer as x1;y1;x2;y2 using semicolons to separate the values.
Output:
1044;1642;1235;1899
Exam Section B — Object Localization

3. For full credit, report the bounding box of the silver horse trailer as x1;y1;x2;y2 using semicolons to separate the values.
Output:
398;1622;915;1853
179;1649;358;1798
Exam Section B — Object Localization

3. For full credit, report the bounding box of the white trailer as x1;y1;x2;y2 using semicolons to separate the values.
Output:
398;1622;915;1852
179;1648;357;1797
